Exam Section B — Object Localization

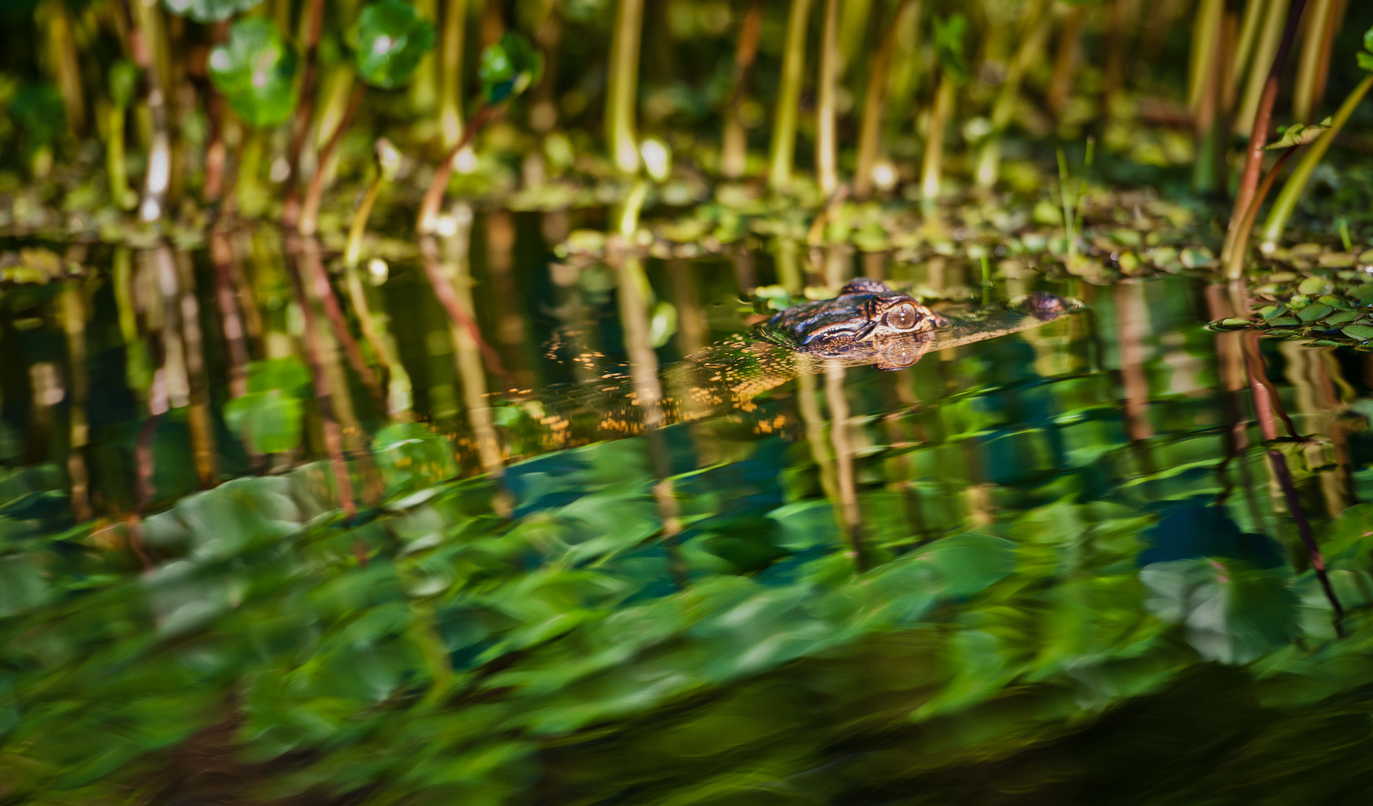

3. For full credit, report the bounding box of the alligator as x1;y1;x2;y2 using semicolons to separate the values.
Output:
497;280;1081;454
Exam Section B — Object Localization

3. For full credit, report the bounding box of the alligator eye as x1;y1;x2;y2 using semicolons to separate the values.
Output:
885;303;920;331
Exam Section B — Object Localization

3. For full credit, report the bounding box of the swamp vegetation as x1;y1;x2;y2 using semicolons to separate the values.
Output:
6;0;1373;803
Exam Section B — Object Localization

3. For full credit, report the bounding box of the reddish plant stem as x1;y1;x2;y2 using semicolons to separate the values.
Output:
1267;448;1345;629
418;237;517;388
1228;145;1298;273
1223;0;1309;259
298;83;368;236
301;240;385;412
416;103;500;234
282;0;327;227
285;245;357;519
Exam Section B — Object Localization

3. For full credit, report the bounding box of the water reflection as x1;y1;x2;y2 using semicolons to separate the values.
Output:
2;213;1372;802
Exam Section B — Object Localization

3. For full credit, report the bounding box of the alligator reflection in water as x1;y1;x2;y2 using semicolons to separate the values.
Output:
513;279;1080;448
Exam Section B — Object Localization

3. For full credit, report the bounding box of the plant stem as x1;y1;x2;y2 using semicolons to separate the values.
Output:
919;72;954;202
1188;0;1224;113
107;103;138;210
416;102;499;234
1234;0;1292;136
131;0;171;223
854;0;916;198
768;0;815;191
1259;74;1373;251
1227;0;1267;112
1292;0;1336;123
605;0;644;175
1046;4;1086;119
1057;148;1076;264
1223;145;1297;278
282;0;326;227
721;0;763;179
1220;0;1307;268
298;83;367;236
815;0;840;196
345;174;385;270
439;0;470;149
975;0;1048;188
235;127;268;219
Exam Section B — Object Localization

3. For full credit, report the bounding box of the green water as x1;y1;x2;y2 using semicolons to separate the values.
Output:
3;216;1373;804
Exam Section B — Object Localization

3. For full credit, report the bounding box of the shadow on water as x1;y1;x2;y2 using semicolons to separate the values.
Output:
4;214;1373;803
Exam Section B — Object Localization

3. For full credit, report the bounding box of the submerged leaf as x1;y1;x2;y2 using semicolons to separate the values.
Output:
352;0;437;89
208;18;298;128
478;31;544;104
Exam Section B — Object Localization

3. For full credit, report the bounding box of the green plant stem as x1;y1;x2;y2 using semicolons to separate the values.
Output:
919;72;954;202
1223;144;1296;278
298;83;367;237
1227;0;1267;111
44;0;86;135
236;128;268;219
345;175;385;270
1234;0;1292;136
410;0;440;114
1188;0;1224;112
854;0;916;198
439;0;469;148
1221;0;1307;266
975;0;1047;188
417;102;499;234
1057;148;1076;264
721;0;763;179
768;0;815;191
1260;74;1373;251
815;0;840;196
107;105;137;210
605;0;644;175
1292;0;1335;123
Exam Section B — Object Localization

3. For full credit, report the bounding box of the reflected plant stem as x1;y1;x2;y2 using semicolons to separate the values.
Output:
418;221;515;390
1114;282;1154;443
227;232;265;357
617;253;688;588
1229;287;1344;627
301;240;385;412
301;239;385;504
1268;449;1345;630
284;245;357;521
342;258;403;417
825;363;867;570
1207;285;1266;529
131;0;171;223
174;250;218;488
61;283;90;522
210;233;251;399
422;229;514;517
485;211;535;391
283;0;327;227
1280;341;1354;517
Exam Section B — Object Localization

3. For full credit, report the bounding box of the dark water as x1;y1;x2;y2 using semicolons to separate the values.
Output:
3;213;1373;804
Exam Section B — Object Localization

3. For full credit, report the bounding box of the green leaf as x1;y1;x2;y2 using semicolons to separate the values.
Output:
1296;275;1329;295
1266;118;1332;150
478;31;544;104
1358;51;1373;73
208;18;298;128
1343;324;1373;341
932;15;969;84
1296;303;1332;322
224;390;304;454
1140;559;1298;664
352;0;437;89
1325;310;1361;325
163;0;264;23
245;356;311;394
915;533;1017;597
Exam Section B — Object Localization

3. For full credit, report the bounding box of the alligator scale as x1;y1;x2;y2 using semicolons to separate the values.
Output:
501;280;1080;452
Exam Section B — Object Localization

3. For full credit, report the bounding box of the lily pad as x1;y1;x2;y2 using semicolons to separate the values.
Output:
1343;324;1373;341
1296;276;1329;295
1324;310;1361;325
478;31;544;104
208;18;298;128
1296;303;1332;322
352;0;437;89
1267;317;1301;327
163;0;264;23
